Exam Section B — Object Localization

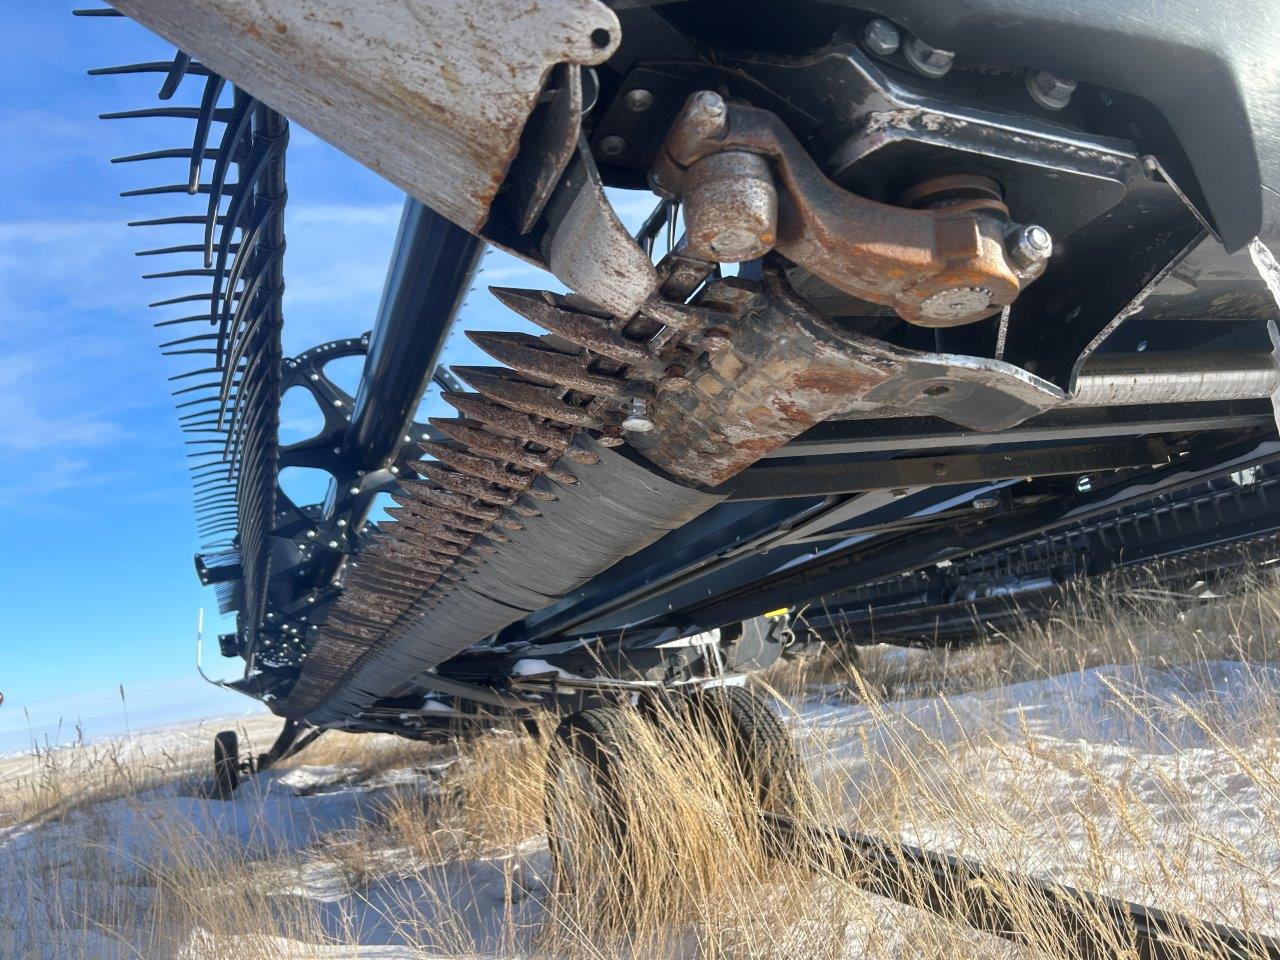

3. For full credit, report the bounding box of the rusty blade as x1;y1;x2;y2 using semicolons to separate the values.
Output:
441;392;572;448
428;418;558;472
490;287;661;370
413;463;520;506
453;366;602;427
373;522;469;555
388;493;490;532
385;507;476;545
396;478;504;521
419;440;530;487
466;331;640;399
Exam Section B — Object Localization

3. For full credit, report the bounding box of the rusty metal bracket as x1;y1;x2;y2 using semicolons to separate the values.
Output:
624;264;1064;487
651;91;1045;328
108;0;621;234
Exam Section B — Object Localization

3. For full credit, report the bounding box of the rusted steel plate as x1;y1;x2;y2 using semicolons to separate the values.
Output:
109;0;620;232
625;266;1063;487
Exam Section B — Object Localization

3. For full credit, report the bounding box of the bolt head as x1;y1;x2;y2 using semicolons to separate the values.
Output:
620;397;654;432
904;36;954;78
683;90;728;140
862;19;900;57
1025;69;1077;110
1007;224;1054;272
597;135;626;158
622;88;654;112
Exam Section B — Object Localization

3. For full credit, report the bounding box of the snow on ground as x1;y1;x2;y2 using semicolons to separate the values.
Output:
2;658;1277;957
801;656;1280;931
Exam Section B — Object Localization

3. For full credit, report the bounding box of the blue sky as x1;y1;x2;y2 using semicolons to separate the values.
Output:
0;4;661;750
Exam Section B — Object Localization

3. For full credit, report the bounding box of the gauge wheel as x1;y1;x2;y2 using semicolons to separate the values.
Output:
683;684;802;815
544;706;638;901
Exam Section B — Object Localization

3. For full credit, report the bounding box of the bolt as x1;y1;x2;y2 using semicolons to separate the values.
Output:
683;151;777;263
890;488;909;499
1076;475;1093;493
620;397;655;433
1006;223;1054;271
683;90;728;141
903;36;954;78
597;135;626;158
623;88;654;112
1025;70;1077;110
862;19;900;57
922;383;951;397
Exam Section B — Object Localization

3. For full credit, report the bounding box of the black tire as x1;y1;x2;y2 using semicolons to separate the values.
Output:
544;706;637;899
213;730;241;799
683;684;803;815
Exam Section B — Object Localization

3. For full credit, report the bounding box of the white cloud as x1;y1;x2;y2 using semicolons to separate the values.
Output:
0;353;129;453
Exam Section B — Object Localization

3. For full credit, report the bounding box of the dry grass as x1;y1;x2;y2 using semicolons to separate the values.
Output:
2;566;1278;958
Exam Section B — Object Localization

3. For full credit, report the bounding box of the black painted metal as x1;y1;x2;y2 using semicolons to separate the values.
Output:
90;38;290;669
347;201;484;470
811;460;1280;644
720;439;1169;500
672;437;1280;634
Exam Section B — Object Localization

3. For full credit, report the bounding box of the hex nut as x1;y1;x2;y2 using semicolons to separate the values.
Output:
862;18;900;57
1006;224;1054;271
1025;70;1077;110
904;36;954;78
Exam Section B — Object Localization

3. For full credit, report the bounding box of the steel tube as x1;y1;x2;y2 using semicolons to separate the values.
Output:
1069;351;1279;407
346;200;484;468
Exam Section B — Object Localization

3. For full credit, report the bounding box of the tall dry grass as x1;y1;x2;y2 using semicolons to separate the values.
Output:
1;564;1277;957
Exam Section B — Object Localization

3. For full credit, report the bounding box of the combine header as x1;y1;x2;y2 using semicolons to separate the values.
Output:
78;0;1280;952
